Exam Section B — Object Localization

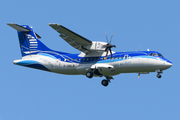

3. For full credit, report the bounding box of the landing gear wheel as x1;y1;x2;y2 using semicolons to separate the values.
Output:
86;71;93;78
157;74;162;78
101;79;109;87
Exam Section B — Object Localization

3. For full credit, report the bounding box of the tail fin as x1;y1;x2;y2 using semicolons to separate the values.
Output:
7;23;51;57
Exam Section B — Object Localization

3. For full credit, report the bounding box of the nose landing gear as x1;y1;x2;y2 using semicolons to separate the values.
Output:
157;74;162;78
156;70;162;79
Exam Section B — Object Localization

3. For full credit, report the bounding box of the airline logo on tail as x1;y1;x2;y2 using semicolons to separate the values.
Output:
23;34;39;54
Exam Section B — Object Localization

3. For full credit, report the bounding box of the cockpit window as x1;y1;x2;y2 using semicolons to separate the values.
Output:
149;53;153;56
158;54;164;58
153;53;158;56
149;53;164;57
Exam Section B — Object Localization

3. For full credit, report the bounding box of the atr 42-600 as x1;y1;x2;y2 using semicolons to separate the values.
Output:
7;23;172;87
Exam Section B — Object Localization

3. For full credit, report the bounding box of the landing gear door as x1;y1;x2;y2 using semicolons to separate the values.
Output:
95;64;115;75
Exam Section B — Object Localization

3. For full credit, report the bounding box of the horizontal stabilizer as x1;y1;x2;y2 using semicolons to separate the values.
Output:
7;23;31;32
7;23;41;39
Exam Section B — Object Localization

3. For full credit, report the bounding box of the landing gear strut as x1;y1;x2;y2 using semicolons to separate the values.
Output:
156;70;162;79
101;77;114;87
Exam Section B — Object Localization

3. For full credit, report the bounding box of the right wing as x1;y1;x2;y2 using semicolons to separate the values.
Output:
49;23;92;53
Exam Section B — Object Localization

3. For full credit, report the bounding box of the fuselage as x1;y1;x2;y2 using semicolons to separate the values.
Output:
13;50;172;77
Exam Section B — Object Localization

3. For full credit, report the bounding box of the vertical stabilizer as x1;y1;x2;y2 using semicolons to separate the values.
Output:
7;23;51;57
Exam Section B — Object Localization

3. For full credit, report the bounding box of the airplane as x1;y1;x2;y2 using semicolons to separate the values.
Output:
7;23;172;87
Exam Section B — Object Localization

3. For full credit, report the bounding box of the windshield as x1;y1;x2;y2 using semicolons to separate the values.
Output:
149;53;164;58
153;53;158;56
158;54;164;58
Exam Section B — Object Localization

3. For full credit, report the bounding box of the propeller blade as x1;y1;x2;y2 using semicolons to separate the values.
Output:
109;33;114;43
104;32;116;59
109;48;113;59
105;32;109;43
105;48;108;57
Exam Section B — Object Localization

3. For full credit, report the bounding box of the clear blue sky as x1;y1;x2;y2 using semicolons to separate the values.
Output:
1;0;179;120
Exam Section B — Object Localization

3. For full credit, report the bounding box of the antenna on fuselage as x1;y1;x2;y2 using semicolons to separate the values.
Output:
139;47;140;51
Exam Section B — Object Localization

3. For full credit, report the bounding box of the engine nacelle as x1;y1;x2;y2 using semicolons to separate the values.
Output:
83;41;107;52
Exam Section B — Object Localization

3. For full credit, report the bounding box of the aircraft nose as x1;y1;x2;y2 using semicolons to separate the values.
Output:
164;61;172;69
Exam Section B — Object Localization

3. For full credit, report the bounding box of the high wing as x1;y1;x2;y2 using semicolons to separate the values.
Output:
49;23;93;53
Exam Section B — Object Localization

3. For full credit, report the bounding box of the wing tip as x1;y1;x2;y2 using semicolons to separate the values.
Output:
7;23;15;24
7;23;16;26
49;23;61;26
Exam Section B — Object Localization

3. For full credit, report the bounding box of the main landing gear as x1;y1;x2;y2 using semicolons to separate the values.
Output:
101;80;109;86
86;71;93;78
101;77;114;87
86;70;113;87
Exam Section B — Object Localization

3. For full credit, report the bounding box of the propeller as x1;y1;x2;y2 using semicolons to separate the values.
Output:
103;32;117;59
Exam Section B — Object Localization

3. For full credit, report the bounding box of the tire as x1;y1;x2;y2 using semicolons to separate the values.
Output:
157;74;162;78
101;79;109;86
86;71;93;78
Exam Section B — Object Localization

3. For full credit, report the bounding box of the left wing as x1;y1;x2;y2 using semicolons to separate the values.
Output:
49;23;93;53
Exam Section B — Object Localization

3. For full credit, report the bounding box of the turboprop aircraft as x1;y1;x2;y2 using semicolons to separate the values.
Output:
7;23;172;87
